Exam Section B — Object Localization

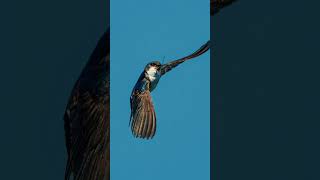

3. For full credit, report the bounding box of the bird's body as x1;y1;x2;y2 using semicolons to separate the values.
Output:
130;42;210;139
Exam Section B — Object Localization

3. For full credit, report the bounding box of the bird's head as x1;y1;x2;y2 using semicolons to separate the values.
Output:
145;61;161;70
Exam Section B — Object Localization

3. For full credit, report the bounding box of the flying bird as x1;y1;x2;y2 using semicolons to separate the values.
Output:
130;41;210;139
64;29;110;180
211;0;237;15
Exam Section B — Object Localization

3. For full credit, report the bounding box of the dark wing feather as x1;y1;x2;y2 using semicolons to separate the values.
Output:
64;29;110;180
130;89;157;139
160;41;210;76
211;0;237;16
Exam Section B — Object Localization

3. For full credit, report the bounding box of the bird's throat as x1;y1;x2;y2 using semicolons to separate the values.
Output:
146;66;160;91
146;66;159;82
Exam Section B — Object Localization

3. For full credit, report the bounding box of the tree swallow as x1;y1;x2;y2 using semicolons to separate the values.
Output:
130;41;210;139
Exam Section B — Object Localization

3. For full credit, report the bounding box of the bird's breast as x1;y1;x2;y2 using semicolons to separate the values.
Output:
149;73;160;92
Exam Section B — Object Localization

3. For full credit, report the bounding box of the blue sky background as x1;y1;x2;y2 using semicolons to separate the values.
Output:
111;0;210;179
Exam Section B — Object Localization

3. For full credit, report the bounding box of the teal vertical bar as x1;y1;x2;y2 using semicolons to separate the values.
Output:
111;0;210;179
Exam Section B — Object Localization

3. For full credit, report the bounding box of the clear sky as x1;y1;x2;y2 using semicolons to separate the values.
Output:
111;0;210;179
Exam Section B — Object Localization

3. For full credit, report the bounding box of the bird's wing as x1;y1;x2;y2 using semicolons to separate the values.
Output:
130;87;157;139
64;29;110;180
160;41;210;76
211;0;237;16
